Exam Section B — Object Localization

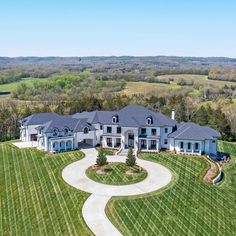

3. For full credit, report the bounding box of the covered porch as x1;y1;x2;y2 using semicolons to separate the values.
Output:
176;140;203;155
102;136;121;148
49;137;74;152
139;138;160;151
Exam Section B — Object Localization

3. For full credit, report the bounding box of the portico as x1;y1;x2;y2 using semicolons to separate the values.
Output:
49;137;74;152
175;140;202;155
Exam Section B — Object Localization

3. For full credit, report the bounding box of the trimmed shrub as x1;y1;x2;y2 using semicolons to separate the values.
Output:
126;148;136;167
96;148;107;166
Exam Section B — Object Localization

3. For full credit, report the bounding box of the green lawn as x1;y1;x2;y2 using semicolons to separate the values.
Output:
86;163;147;185
0;143;91;236
0;78;44;93
106;142;236;236
1;142;236;236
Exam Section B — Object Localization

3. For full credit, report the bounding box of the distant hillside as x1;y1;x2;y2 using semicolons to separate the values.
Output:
1;56;236;68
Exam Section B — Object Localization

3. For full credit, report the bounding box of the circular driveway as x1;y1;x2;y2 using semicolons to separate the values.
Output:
62;148;172;236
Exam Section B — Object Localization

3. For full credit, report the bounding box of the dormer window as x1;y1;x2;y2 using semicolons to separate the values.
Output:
84;127;89;134
146;116;153;125
53;128;59;137
112;115;119;123
64;127;69;136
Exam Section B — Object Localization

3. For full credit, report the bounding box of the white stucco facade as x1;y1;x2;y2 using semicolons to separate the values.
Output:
19;106;220;155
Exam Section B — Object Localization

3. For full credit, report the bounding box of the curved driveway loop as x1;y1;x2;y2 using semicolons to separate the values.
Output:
62;148;172;236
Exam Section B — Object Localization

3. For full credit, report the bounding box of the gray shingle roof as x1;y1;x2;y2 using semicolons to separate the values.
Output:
73;105;176;127
168;122;221;140
22;112;60;126
37;116;95;133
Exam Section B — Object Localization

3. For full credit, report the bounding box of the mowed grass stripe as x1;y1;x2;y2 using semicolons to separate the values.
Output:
52;153;89;230
41;155;77;235
107;143;236;236
21;149;48;235
31;150;73;235
12;147;38;235
1;144;18;235
1;144;91;235
28;149;58;235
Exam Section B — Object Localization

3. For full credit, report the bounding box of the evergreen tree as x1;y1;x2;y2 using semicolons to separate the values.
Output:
126;148;136;167
194;106;208;125
96;148;107;166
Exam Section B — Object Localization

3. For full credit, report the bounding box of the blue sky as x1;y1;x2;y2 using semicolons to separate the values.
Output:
0;0;236;57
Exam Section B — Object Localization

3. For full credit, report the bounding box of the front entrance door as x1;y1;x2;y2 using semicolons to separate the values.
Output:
128;133;134;148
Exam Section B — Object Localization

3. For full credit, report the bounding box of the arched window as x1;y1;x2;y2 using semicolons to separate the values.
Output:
64;127;69;136
146;116;153;125
53;128;59;137
112;115;119;123
84;127;89;134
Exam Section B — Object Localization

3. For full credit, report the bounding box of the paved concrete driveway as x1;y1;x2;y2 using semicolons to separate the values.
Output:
62;148;172;236
12;141;37;149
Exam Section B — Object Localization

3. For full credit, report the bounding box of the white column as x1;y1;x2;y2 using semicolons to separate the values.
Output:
146;140;149;150
191;142;194;154
112;138;115;148
184;142;186;153
199;142;202;154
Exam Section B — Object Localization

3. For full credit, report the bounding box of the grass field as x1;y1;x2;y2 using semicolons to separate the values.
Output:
0;143;91;236
121;81;189;97
1;142;236;235
121;74;236;97
86;163;147;185
106;142;236;236
157;74;236;88
0;78;44;93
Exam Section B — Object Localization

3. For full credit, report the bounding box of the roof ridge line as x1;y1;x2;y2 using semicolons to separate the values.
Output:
175;125;191;139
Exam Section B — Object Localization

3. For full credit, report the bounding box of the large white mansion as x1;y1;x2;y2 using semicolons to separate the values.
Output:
20;105;220;155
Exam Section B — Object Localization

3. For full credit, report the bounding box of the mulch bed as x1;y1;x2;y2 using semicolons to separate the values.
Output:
204;160;218;183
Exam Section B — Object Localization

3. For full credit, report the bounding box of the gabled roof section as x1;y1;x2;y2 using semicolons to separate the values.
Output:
72;111;98;123
117;105;176;127
39;116;96;133
22;112;60;126
168;122;221;140
72;105;176;127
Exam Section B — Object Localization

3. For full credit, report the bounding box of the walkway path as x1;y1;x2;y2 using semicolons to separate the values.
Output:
62;148;172;236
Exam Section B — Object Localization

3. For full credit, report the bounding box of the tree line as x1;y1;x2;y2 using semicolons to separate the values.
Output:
0;93;235;142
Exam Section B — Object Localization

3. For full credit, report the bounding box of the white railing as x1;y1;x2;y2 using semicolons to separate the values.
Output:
212;162;222;184
134;149;138;158
115;146;123;155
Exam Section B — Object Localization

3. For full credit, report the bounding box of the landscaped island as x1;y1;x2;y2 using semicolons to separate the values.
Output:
86;162;147;185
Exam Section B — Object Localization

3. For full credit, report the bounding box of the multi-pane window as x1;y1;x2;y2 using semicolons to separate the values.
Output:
107;126;112;133
141;128;146;135
151;128;156;135
164;139;168;145
141;140;146;148
164;128;168;133
151;140;156;149
84;127;89;134
107;138;112;146
117;127;121;133
180;142;184;149
195;143;199;150
188;142;191;149
116;138;121;146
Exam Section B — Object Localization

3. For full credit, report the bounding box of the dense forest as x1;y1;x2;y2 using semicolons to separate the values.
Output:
0;56;235;142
